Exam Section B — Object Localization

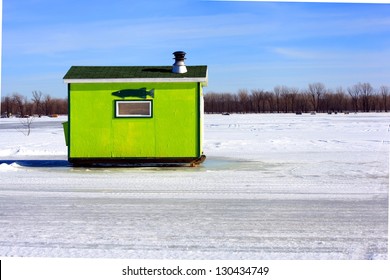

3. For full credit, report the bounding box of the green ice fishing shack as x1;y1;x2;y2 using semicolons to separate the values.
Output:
63;51;208;165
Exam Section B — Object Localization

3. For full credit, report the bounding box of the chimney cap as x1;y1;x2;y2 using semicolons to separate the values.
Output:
173;51;186;58
172;51;187;74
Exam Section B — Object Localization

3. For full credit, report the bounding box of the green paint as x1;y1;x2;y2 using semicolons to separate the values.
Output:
68;82;203;161
62;121;69;146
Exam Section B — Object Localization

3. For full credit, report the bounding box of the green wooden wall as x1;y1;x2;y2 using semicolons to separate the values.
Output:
68;82;202;160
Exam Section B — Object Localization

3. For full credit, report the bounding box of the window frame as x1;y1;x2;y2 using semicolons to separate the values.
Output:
115;100;153;118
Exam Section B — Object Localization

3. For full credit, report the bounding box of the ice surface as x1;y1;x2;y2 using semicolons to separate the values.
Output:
0;114;388;259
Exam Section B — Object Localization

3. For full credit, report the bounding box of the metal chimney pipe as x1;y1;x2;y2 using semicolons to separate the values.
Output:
172;51;187;74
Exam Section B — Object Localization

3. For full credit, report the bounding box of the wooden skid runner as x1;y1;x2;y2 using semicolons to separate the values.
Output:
69;155;206;167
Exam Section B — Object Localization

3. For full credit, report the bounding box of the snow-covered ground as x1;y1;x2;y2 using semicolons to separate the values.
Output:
0;113;388;259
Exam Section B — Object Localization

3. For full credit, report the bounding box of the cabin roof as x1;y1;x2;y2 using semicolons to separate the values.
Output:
63;66;208;85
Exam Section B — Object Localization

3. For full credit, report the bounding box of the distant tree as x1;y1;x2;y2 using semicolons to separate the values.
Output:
25;101;34;116
238;89;250;113
360;82;374;112
55;97;68;114
333;87;349;112
289;87;299;113
307;83;326;112
1;96;13;117
32;90;44;116
231;93;240;113
265;91;276;113
380;85;389;112
43;94;53;115
273;86;283;113
204;92;215;113
12;93;27;117
217;93;229;113
251;89;265;113
294;90;308;113
278;86;290;113
347;82;374;112
348;84;361;113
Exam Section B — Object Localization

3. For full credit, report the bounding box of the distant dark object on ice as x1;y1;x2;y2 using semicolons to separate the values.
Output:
222;112;230;116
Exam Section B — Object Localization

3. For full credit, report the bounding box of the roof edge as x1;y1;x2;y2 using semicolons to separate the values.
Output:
64;77;208;86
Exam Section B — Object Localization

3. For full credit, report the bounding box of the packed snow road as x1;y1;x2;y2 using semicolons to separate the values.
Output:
0;113;388;259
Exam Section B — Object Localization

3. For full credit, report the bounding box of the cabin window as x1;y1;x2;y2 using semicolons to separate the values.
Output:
115;100;152;118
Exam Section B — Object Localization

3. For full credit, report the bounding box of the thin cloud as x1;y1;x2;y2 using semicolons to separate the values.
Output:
4;14;269;55
272;48;325;60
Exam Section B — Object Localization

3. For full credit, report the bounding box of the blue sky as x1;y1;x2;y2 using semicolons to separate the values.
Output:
2;0;390;98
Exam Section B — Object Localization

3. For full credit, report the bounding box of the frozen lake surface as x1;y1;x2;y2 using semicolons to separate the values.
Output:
0;113;388;259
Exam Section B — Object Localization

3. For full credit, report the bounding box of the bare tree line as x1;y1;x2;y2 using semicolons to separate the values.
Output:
2;82;389;117
1;91;68;117
205;82;390;114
